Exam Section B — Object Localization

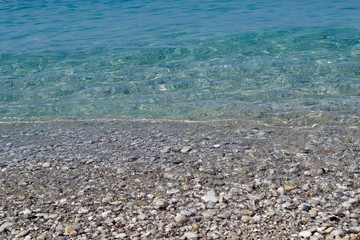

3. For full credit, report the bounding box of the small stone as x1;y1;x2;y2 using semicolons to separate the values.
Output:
349;226;360;234
160;146;171;154
331;229;345;237
201;190;217;203
0;222;13;233
154;199;166;209
181;146;192;153
303;205;312;212
64;226;76;233
299;230;312;238
241;215;252;223
284;184;298;192
102;210;111;219
69;231;78;237
78;207;89;214
174;214;187;224
117;233;127;238
266;209;276;217
36;232;49;240
182;185;190;191
184;232;198;240
253;215;261;222
42;162;51;168
22;208;32;215
54;237;67;240
308;208;318;217
277;186;285;195
202;210;216;219
102;196;112;203
315;168;325;175
16;229;30;237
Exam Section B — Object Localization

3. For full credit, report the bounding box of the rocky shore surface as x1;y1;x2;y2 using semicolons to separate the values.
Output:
0;120;359;240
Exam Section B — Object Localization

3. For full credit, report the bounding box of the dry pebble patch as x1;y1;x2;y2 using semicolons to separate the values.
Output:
0;120;359;239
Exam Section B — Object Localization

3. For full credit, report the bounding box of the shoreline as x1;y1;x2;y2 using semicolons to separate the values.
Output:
0;120;359;239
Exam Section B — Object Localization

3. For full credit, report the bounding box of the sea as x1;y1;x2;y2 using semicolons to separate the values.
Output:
1;0;360;126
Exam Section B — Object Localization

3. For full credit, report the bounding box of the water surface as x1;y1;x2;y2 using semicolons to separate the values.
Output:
1;0;360;125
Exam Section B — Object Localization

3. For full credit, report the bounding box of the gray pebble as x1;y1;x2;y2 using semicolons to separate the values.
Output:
349;226;360;233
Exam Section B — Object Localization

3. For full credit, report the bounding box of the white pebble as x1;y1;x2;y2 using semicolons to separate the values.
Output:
184;232;198;240
42;162;51;168
299;230;312;238
277;187;285;195
201;190;218;203
78;207;89;214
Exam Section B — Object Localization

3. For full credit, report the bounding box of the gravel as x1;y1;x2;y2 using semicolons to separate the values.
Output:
0;119;359;239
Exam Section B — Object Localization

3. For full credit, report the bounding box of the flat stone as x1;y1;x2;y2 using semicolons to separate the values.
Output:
299;230;312;238
201;190;217;203
0;222;13;233
64;225;76;233
117;233;127;238
54;237;67;240
184;232;198;240
349;226;360;233
154;199;165;207
241;215;252;223
181;146;192;153
266;209;276;217
202;210;216;219
284;184;298;192
78;207;89;214
160;146;171;154
16;229;30;237
330;229;345;237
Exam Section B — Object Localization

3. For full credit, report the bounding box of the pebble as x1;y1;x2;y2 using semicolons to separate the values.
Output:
181;146;192;153
201;190;218;203
16;229;30;237
299;230;312;238
241;215;252;223
54;237;67;240
117;233;127;238
78;207;90;214
284;184;298;192
0;222;13;233
266;209;276;217
42;162;51;168
183;232;198;240
174;214;188;224
330;229;345;237
154;199;166;209
22;208;32;215
277;187;285;195
160;146;171;154
64;225;76;233
349;226;360;233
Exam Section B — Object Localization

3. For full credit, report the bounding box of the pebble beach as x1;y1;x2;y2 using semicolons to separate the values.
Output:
0;119;359;239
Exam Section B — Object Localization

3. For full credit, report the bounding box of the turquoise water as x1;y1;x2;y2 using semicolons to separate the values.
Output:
1;1;360;124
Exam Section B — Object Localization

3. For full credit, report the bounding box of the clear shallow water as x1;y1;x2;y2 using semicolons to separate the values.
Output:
1;1;360;124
